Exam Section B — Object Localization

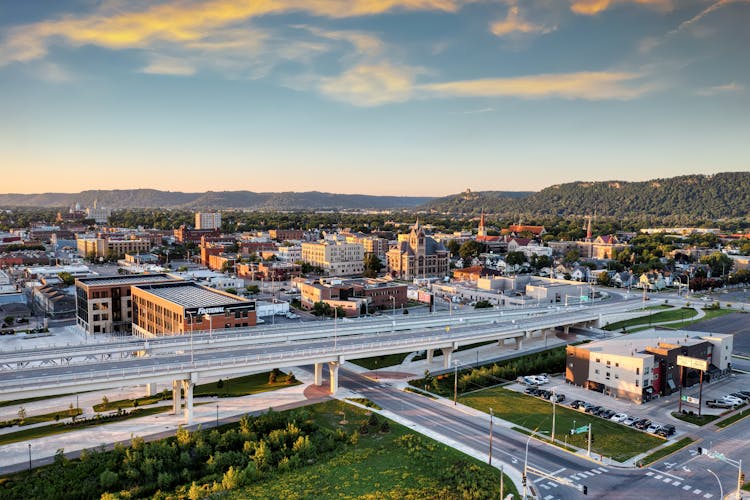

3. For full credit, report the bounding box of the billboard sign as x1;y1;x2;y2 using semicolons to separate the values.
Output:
676;355;708;371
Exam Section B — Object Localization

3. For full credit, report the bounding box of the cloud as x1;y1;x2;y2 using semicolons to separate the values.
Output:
140;55;196;76
490;5;555;37
569;0;673;15
696;82;744;96
0;0;464;66
421;71;652;100
318;62;420;106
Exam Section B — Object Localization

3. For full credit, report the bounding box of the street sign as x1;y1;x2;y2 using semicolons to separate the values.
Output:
680;395;699;404
580;296;589;302
676;355;708;371
570;425;589;435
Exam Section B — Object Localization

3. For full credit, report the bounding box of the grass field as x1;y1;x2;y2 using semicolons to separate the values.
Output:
459;387;663;462
226;400;518;499
94;371;299;411
0;408;82;429
639;437;694;466
0;406;169;446
604;307;698;332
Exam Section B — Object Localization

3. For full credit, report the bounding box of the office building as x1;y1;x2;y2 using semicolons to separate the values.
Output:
195;212;222;230
301;241;364;276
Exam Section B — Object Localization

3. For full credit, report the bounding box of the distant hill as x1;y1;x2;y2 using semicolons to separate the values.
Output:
0;189;432;210
421;172;750;218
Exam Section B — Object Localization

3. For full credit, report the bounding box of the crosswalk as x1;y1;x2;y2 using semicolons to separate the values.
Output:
644;470;713;498
535;466;609;500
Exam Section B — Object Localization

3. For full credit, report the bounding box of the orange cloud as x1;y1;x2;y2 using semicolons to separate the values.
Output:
422;71;651;100
0;0;464;65
490;6;555;36
570;0;673;15
318;62;419;106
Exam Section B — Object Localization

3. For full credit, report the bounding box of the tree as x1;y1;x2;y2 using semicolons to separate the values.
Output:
505;251;526;268
474;300;493;309
363;254;383;278
57;272;75;286
245;284;259;294
17;406;26;424
700;252;733;278
446;239;461;256
564;249;580;263
459;240;482;261
597;271;611;286
101;395;110;410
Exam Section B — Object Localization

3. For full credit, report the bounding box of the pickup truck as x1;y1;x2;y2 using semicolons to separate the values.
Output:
706;400;735;409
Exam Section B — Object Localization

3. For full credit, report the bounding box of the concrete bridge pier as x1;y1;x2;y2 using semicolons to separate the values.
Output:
182;379;194;424
145;382;157;397
563;326;570;334
171;380;182;415
514;337;523;350
328;361;340;394
441;347;454;369
426;349;434;363
314;362;324;386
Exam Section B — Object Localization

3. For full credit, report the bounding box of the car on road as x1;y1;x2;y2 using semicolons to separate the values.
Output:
646;423;661;434
622;416;637;426
610;413;628;423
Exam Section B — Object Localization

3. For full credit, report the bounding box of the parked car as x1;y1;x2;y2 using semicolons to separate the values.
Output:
657;424;676;437
581;403;594;413
622;416;637;426
737;391;750;398
722;395;743;405
524;387;536;395
634;419;652;430
646;423;662;434
551;393;566;403
569;400;585;409
706;399;735;409
587;405;602;415
600;409;616;419
729;392;750;403
610;413;628;423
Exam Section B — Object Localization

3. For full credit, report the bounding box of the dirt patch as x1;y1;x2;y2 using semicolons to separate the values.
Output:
303;384;331;399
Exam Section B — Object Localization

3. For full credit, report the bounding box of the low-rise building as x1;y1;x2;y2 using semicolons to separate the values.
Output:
386;221;449;280
296;277;407;316
131;281;256;337
77;236;151;260
301;240;364;276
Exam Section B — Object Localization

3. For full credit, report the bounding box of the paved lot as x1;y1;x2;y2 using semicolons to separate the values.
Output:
507;371;750;436
684;312;750;355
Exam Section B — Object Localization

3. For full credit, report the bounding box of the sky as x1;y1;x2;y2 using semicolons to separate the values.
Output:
1;0;748;197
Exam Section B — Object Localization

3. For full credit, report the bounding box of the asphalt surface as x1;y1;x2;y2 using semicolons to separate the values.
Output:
336;367;731;500
685;312;750;356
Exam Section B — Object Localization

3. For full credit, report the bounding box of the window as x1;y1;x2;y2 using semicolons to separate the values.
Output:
596;358;601;363
594;369;599;374
606;360;611;366
635;380;639;387
614;374;619;379
636;367;640;375
615;362;619;367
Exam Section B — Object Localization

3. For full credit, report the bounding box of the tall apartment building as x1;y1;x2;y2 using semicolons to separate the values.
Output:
301;241;364;276
195;212;222;230
344;233;389;260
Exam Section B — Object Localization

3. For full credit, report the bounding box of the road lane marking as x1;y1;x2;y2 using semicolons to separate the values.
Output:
549;482;559;488
672;481;681;487
654;474;663;479
703;494;712;499
597;467;609;472
646;472;654;476
551;468;566;476
541;484;550;490
663;477;672;483
693;489;702;495
683;485;692;490
544;495;554;500
591;469;602;474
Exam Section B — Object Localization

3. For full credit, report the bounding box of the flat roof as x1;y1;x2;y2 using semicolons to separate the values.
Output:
133;282;249;308
77;274;172;287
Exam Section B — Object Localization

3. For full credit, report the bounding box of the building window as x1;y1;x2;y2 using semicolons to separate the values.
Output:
606;360;611;366
594;369;599;374
636;367;640;375
614;374;619;379
635;380;639;387
596;358;600;363
615;362;619;367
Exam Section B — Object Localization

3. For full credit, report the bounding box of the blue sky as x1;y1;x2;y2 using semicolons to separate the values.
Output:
1;0;748;196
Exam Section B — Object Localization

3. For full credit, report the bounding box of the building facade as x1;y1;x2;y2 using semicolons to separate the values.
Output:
195;212;222;230
75;274;177;334
77;237;151;260
131;281;255;337
386;221;450;280
301;241;364;276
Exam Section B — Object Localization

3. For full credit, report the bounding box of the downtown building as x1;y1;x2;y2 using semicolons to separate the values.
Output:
195;212;222;230
131;281;256;337
386;220;449;281
301;240;364;276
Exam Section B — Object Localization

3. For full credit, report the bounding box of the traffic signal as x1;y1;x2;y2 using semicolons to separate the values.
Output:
697;447;703;455
583;485;588;495
741;473;745;484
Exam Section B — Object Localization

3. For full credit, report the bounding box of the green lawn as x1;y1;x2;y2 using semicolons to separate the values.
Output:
0;408;82;429
226;400;518;500
604;308;698;332
0;406;169;446
639;437;694;466
716;408;750;428
459;387;663;462
348;352;411;370
670;411;720;426
94;371;300;411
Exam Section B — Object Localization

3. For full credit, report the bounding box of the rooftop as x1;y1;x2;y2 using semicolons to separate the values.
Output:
77;273;172;287
133;282;249;308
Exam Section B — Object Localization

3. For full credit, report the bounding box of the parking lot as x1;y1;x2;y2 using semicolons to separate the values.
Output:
507;371;750;437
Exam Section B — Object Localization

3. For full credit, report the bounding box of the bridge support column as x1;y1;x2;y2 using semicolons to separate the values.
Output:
515;337;523;350
171;380;181;415
328;362;340;395
145;382;157;397
442;347;454;369
563;326;569;334
426;349;434;363
182;379;194;425
314;362;324;386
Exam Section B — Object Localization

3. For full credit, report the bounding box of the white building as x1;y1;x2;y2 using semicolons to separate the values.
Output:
195;212;222;230
301;241;364;276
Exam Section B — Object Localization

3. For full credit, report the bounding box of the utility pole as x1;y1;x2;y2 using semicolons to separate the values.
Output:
453;360;459;406
587;424;592;457
500;464;504;499
489;408;494;465
737;459;742;500
551;389;556;443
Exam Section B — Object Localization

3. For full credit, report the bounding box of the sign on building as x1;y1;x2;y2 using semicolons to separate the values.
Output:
676;355;708;371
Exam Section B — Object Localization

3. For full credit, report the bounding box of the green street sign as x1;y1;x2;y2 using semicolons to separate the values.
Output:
570;425;589;435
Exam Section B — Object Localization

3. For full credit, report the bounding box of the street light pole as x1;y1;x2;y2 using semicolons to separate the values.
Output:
453;360;459;406
186;311;194;364
216;403;219;429
523;433;533;500
551;388;556;443
28;443;31;472
488;407;494;466
707;469;723;500
334;306;338;349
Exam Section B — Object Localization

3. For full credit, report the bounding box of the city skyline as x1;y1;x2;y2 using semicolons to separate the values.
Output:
2;0;749;196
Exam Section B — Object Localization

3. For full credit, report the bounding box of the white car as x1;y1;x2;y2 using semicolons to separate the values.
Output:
722;395;743;405
610;413;628;423
622;416;637;426
646;423;661;434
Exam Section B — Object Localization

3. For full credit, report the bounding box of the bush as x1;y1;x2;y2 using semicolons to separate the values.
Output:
217;379;225;389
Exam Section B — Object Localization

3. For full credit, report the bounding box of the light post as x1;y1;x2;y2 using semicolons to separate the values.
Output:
453;359;459;406
488;407;494;466
551;388;557;443
186;311;195;364
334;306;338;349
216;403;219;429
28;443;31;472
390;296;395;333
707;469;722;500
523;432;533;499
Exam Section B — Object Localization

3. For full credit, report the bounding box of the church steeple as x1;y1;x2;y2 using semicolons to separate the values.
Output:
478;208;486;237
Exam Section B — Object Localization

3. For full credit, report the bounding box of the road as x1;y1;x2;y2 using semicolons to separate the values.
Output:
338;367;747;499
